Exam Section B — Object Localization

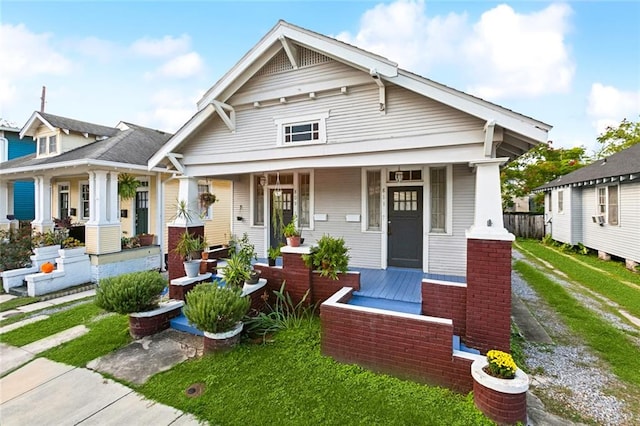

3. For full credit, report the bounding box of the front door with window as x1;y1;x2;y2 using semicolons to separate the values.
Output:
135;190;149;235
269;189;294;249
387;187;423;268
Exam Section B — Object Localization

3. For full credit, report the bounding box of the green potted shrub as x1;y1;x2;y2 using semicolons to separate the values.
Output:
184;283;250;352
225;233;261;284
267;245;281;267
302;234;350;280
174;232;205;277
221;255;250;287
95;271;180;338
283;216;301;247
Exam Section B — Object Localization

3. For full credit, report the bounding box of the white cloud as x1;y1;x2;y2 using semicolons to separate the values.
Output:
587;83;640;134
73;36;118;63
156;52;204;79
337;1;574;100
136;89;200;132
0;23;72;79
130;34;191;57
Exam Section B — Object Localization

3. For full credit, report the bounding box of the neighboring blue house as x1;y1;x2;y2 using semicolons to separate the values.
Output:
0;119;35;220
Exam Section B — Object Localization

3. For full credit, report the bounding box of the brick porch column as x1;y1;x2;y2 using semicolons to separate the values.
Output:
281;245;312;306
464;158;514;354
168;225;205;281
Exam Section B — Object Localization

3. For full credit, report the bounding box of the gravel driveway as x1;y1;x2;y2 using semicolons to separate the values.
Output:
512;250;638;425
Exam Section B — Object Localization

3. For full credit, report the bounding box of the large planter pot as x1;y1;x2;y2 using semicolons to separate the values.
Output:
128;301;184;339
138;234;154;246
183;260;201;278
286;236;301;247
203;322;243;353
471;358;529;425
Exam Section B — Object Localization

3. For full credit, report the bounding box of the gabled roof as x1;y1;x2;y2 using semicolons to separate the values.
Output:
0;118;20;132
536;143;640;191
1;121;172;175
20;111;119;139
149;20;552;169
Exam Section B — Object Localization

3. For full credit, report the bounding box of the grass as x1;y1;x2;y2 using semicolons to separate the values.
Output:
139;319;492;426
0;302;103;347
516;239;640;318
0;296;40;312
514;260;640;388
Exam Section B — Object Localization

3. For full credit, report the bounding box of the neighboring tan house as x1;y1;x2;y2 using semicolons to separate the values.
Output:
0;111;231;281
0;119;35;220
537;143;640;270
149;20;551;281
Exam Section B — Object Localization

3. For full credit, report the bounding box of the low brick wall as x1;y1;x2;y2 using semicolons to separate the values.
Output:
281;253;312;306
169;274;212;301
473;381;527;425
311;271;360;307
421;279;467;337
128;302;184;339
321;288;475;393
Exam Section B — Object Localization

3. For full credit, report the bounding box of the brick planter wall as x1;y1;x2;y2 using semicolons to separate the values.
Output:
465;238;512;353
128;302;183;339
203;324;243;354
167;225;204;281
321;288;475;393
281;253;312;306
473;381;527;425
311;271;360;307
421;280;467;337
169;275;212;301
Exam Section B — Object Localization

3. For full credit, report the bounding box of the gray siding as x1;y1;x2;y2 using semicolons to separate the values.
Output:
581;184;640;262
230;175;266;255
182;61;483;160
428;164;474;276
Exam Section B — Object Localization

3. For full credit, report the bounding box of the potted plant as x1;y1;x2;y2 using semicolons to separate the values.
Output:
302;234;350;280
95;271;182;339
267;245;281;267
283;217;301;247
174;232;205;278
118;173;141;200
199;192;217;208
183;283;250;352
227;233;261;284
137;233;155;246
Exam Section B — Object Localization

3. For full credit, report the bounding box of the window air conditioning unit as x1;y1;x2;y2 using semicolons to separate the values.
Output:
591;215;605;225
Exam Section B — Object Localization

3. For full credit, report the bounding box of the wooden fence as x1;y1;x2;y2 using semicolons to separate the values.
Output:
503;213;545;239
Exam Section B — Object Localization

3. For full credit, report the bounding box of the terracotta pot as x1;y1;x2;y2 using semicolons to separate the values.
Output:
138;234;154;246
286;236;301;247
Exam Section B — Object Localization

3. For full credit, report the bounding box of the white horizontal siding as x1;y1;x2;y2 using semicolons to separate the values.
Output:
551;188;572;244
428;164;474;276
571;188;582;243
229;175;267;256
306;168;381;269
581;184;640;262
181;61;483;161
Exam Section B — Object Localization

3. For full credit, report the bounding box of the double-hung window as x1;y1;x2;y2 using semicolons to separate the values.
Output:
557;190;564;213
596;185;619;225
81;183;90;220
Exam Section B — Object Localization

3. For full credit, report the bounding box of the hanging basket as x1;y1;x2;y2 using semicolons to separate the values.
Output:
199;192;217;207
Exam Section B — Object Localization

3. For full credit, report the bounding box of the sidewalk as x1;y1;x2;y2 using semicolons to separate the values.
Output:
0;358;202;425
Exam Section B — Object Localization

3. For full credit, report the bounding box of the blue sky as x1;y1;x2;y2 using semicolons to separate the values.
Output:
2;1;639;155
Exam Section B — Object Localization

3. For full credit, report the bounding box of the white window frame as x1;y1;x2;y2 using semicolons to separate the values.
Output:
38;137;46;155
557;190;564;214
57;182;70;219
197;182;213;220
426;165;453;235
596;185;619;226
361;168;383;233
250;175;265;227
274;111;329;147
79;181;90;221
295;170;314;231
37;133;58;156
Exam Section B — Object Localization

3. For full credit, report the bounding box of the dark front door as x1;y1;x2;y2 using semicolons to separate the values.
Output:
388;186;423;268
269;188;294;249
135;190;149;235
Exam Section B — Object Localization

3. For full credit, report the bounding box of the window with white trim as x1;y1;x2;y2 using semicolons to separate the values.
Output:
597;187;606;215
275;112;328;146
547;192;552;212
38;137;46;155
298;173;310;227
557;190;564;213
58;183;70;219
80;183;90;220
596;185;619;225
430;168;446;232
366;170;381;231
253;176;264;226
198;184;213;220
48;135;57;154
37;135;58;156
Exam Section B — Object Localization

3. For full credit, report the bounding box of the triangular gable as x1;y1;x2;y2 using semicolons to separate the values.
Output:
149;20;551;169
19;111;56;139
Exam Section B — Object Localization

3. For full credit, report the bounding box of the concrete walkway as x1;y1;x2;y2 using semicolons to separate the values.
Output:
0;358;202;425
0;289;96;321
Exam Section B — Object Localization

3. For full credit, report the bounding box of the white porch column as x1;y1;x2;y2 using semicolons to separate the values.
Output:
173;176;203;227
0;179;10;228
107;171;120;223
88;170;109;224
466;158;514;241
32;175;53;232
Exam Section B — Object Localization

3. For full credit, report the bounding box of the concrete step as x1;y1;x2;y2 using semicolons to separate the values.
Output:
169;314;203;336
348;295;421;314
8;286;28;297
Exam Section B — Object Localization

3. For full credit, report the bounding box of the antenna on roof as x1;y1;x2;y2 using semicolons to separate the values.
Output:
40;86;46;112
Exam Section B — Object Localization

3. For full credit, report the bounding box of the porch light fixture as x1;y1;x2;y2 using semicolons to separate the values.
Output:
395;171;403;183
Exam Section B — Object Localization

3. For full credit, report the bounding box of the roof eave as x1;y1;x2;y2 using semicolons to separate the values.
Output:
20;112;55;139
1;159;170;177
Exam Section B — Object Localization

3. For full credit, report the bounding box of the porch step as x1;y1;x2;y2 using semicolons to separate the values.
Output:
348;295;421;315
169;313;203;336
8;285;28;297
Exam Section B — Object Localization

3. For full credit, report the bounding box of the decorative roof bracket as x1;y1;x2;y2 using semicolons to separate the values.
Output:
484;120;496;158
279;36;299;69
167;152;185;174
212;100;236;133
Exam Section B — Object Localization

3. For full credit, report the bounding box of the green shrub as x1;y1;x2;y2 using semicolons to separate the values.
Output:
302;234;350;280
184;284;250;333
95;271;166;314
0;225;34;271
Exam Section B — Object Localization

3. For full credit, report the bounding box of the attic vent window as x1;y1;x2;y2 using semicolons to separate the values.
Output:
274;112;329;147
299;47;331;67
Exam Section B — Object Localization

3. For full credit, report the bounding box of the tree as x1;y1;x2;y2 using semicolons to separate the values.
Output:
501;143;589;212
595;117;640;158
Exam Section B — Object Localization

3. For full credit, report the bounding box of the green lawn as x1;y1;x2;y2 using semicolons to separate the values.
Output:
514;260;640;387
140;320;491;426
516;239;640;318
0;296;40;312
